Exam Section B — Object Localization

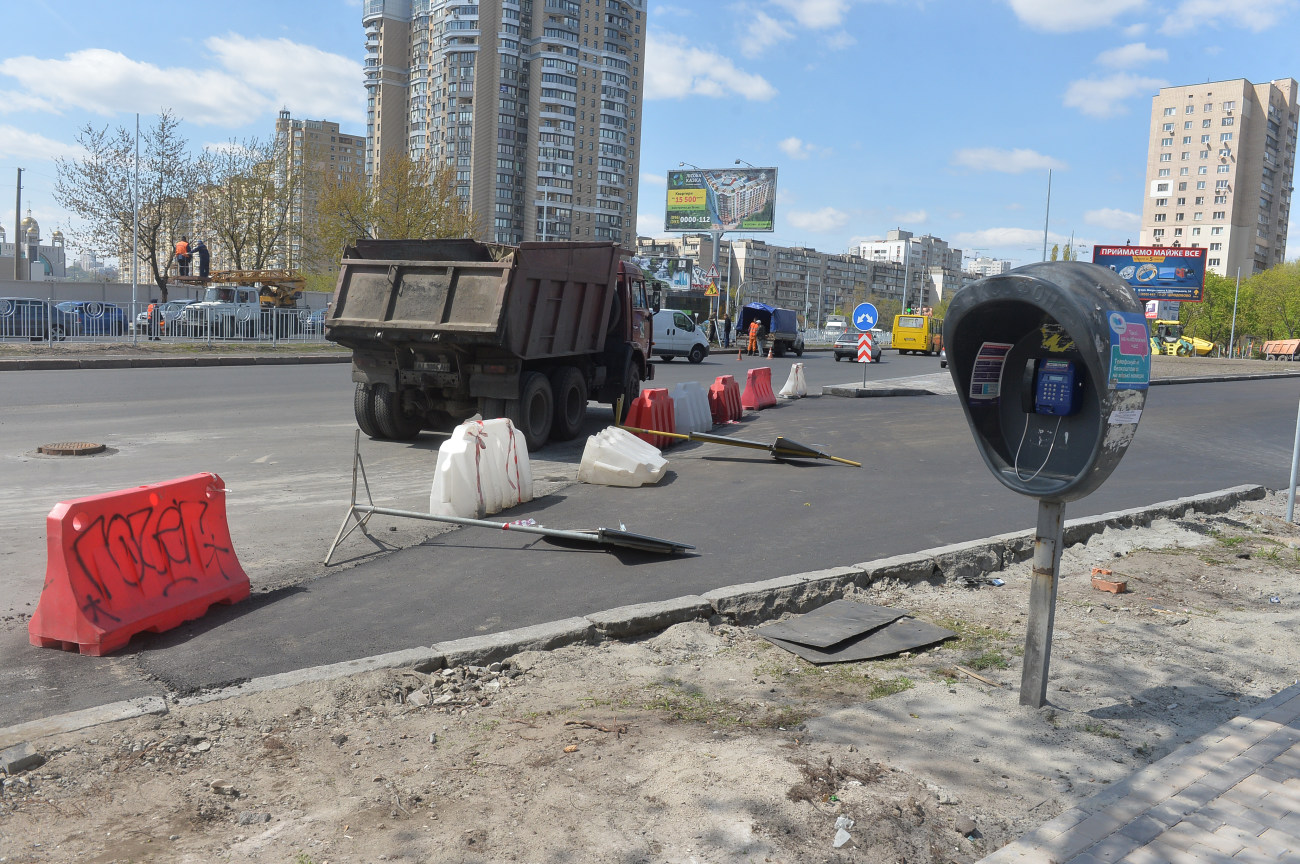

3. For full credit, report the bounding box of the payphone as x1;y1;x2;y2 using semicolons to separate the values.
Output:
943;262;1150;706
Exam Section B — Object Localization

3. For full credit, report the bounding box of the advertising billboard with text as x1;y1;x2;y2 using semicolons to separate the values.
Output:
666;167;778;232
1092;245;1207;303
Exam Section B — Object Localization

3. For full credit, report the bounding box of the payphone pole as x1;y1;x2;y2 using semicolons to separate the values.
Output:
1021;499;1065;707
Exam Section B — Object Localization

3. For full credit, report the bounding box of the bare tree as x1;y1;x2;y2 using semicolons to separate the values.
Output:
54;110;204;302
195;136;300;272
306;155;481;291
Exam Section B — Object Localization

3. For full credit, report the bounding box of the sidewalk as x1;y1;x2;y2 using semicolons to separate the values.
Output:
981;683;1300;863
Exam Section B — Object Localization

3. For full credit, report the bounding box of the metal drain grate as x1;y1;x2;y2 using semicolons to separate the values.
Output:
38;442;107;456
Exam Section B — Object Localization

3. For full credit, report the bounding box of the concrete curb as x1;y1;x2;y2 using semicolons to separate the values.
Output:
0;353;351;371
0;483;1270;751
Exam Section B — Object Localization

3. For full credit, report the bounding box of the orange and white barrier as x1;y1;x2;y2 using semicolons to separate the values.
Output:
625;388;677;449
669;381;712;435
29;473;249;656
708;375;743;424
429;418;533;519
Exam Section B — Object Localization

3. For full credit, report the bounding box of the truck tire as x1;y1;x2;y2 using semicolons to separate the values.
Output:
687;344;705;364
373;383;423;440
619;362;641;422
659;355;673;361
479;397;507;420
548;366;588;441
794;344;804;358
354;384;383;439
508;372;553;451
773;342;786;358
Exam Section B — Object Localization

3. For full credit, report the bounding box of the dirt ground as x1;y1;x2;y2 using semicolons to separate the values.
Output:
3;492;1300;863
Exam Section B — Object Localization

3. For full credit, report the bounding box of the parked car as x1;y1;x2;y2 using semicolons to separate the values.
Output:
302;307;328;334
0;297;69;340
832;329;882;362
56;301;128;336
132;300;196;336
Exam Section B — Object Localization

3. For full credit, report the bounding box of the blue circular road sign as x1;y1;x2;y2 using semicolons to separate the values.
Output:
852;302;879;331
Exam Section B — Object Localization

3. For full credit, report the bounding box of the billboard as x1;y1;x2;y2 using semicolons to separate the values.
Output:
666;167;777;232
1092;245;1207;303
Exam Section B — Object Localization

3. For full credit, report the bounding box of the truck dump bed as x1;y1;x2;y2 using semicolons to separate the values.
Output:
327;240;621;359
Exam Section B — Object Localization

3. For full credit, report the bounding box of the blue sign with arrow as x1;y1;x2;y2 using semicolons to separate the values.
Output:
852;302;879;331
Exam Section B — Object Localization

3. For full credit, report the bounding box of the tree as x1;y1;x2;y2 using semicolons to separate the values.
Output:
1249;261;1300;339
55;110;203;302
1181;272;1255;347
195;136;300;272
1049;244;1060;261
308;155;481;291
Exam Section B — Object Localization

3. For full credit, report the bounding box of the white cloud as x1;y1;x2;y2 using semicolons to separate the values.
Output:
952;147;1066;173
641;173;667;186
204;35;363;122
770;0;853;28
894;209;928;223
779;137;815;159
1161;0;1290;34
741;11;794;57
0;38;362;128
646;33;777;101
1063;73;1167;118
954;227;1071;249
825;31;857;49
0;90;60;114
1005;0;1147;32
0;125;82;160
1084;207;1141;232
637;211;665;236
1122;22;1148;36
788;207;850;233
1096;42;1168;68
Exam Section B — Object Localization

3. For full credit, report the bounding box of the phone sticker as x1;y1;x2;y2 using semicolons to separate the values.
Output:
1108;409;1143;425
1106;310;1150;391
969;341;1014;402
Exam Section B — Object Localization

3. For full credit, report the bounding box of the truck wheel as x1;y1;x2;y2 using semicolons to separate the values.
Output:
794;344;804;358
773;343;786;358
1176;343;1191;357
687;345;705;364
354;384;383;439
548;366;588;441
373;383;423;440
620;362;641;422
659;355;673;362
508;372;553;451
479;397;506;420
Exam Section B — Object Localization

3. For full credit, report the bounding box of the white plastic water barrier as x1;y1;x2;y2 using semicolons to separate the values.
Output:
577;426;668;487
778;363;808;398
669;381;712;435
430;417;534;518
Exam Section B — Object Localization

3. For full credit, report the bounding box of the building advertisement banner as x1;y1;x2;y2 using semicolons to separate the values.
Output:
1092;245;1207;303
665;168;778;233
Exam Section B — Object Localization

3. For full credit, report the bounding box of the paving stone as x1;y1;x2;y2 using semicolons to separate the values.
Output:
585;595;712;639
434;618;594;667
0;742;45;774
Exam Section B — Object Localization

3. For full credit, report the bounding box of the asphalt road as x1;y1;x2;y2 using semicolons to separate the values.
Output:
2;352;1298;728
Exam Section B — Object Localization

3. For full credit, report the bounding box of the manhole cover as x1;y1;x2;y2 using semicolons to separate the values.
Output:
38;442;106;456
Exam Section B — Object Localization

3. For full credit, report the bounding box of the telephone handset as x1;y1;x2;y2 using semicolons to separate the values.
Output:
1020;357;1082;416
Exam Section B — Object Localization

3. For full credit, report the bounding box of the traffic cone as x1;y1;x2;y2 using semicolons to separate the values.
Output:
767;343;773;359
737;344;743;361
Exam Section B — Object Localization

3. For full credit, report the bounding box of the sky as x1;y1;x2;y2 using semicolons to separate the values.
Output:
0;0;1296;269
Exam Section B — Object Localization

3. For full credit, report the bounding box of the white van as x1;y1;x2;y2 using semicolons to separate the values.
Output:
652;308;710;363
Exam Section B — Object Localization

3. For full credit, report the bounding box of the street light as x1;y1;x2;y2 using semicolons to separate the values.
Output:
678;161;700;170
734;158;756;168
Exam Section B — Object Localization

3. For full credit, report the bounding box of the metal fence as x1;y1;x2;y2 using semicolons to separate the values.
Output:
0;298;330;346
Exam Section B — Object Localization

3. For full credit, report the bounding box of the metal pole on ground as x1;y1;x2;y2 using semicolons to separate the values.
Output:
131;113;139;346
1021;499;1065;707
12;167;21;281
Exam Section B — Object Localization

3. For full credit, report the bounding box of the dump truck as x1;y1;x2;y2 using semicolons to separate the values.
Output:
1261;339;1300;360
325;239;658;450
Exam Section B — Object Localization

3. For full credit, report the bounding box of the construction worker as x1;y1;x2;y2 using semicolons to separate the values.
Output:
747;318;760;356
191;239;210;279
147;300;160;341
175;236;191;276
722;313;732;348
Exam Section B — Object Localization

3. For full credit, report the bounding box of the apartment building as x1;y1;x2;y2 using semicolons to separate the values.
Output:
636;234;931;326
857;229;964;307
274;111;365;267
965;256;1011;278
364;0;645;246
1138;78;1297;277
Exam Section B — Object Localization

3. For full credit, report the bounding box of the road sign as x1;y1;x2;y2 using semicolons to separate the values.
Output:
852;302;879;332
857;331;873;363
706;265;720;280
705;284;718;296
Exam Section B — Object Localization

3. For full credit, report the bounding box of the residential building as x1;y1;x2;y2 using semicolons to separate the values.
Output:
635;234;930;326
965;256;1011;278
364;0;646;246
857;229;965;307
1138;78;1297;277
274;111;365;267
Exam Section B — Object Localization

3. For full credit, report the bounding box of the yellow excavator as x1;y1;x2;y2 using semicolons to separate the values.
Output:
1149;319;1219;357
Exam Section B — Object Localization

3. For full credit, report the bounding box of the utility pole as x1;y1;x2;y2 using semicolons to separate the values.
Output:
131;114;140;344
12;167;21;281
1042;168;1052;262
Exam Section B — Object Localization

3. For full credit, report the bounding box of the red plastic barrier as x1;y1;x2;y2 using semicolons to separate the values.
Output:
709;375;743;424
741;367;778;411
625;387;677;449
29;473;249;656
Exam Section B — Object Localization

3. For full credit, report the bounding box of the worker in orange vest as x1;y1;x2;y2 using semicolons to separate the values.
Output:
175;236;191;276
146;301;160;341
747;319;760;356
